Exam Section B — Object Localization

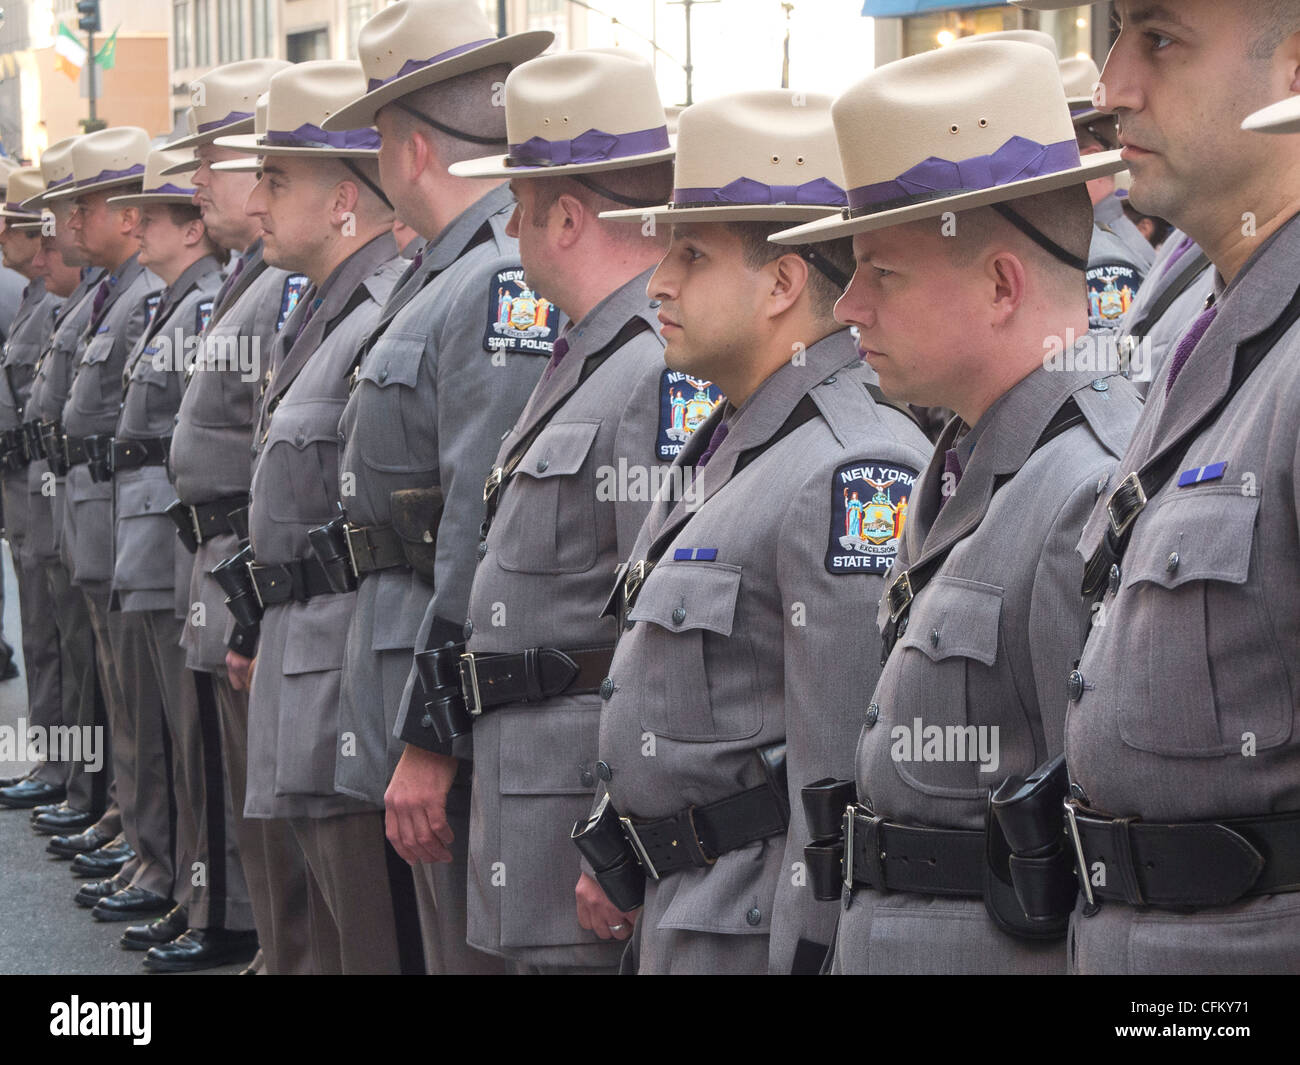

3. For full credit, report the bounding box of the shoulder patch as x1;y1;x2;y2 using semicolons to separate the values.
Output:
143;293;162;327
484;268;557;356
825;461;918;575
277;274;310;332
1086;262;1143;329
657;369;724;461
196;298;214;335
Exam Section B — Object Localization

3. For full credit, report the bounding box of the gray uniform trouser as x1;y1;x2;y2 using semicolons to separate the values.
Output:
289;810;425;975
212;672;309;966
630;923;771;976
18;552;66;788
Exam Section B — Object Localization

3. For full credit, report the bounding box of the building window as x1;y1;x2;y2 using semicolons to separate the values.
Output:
195;0;212;66
252;0;273;57
173;0;192;69
286;28;329;63
218;0;245;61
346;0;372;55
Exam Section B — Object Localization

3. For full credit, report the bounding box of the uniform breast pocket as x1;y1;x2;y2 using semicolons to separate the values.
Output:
189;336;258;430
495;421;601;575
114;473;179;590
888;576;1003;797
628;561;761;742
259;403;344;526
355;334;431;475
131;366;178;431
1118;489;1291;756
80;333;119;406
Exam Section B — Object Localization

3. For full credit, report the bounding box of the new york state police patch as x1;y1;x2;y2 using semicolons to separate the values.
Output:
657;369;723;460
1086;262;1142;330
196;298;214;334
484;268;558;356
277;274;310;332
825;461;918;575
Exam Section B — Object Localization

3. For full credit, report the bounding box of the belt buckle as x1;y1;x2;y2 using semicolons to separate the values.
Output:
343;522;363;578
187;505;204;547
458;652;483;717
886;570;913;624
247;560;266;611
1106;472;1147;539
1063;798;1097;911
623;559;649;610
483;466;503;504
842;804;856;888
619;816;661;881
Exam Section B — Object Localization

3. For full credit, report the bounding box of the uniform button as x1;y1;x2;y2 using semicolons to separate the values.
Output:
463;619;473;639
579;766;595;788
599;677;615;700
1069;782;1089;804
536;457;549;473
378;368;388;383
476;540;487;561
421;713;434;730
864;702;880;727
745;907;762;927
671;606;686;625
623;617;635;631
294;432;305;446
648;299;661;308
822;375;837;385
1091;379;1109;392
929;628;940;648
1067;670;1085;703
1095;474;1109;497
596;761;612;782
1166;551;1180;573
1107;564;1121;595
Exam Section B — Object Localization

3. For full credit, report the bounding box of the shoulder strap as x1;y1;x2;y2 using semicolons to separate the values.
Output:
865;381;925;433
1124;250;1212;341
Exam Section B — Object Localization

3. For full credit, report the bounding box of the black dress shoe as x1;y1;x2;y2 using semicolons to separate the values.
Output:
0;778;65;809
143;928;259;973
92;886;172;922
48;825;115;859
70;840;135;878
74;874;129;908
121;906;189;952
32;806;94;836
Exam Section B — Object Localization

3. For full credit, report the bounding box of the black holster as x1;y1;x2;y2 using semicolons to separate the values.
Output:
801;778;857;901
390;485;444;582
212;545;263;628
22;421;44;462
986;754;1074;939
165;499;200;554
40;422;67;477
413;641;471;744
571;793;646;914
85;434;114;483
307;514;358;594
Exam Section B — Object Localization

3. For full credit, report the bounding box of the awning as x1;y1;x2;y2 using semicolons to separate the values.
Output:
861;1;995;15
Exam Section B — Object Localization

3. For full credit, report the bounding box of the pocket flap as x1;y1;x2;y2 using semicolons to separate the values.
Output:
264;400;345;451
515;420;600;480
115;475;178;519
358;333;424;389
628;561;742;636
896;575;1003;666
499;704;602;796
282;598;351;675
1123;488;1257;590
82;334;114;365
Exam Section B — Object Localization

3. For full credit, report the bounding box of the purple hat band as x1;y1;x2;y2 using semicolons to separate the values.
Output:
142;182;197;196
76;163;146;188
671;175;847;209
47;174;74;190
367;38;497;92
263;123;382;151
198;109;255;133
508;125;669;168
3;202;38;215
846;135;1081;216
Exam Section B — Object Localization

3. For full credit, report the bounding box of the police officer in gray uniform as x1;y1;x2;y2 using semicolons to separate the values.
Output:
584;90;932;975
426;48;678;974
221;60;410;974
772;41;1141;975
1012;0;1300;975
323;0;553;974
168;58;312;975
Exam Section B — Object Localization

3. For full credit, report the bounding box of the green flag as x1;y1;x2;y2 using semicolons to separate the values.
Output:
94;27;118;70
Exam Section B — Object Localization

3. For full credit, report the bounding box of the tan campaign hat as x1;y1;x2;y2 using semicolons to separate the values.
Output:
771;40;1125;244
212;93;269;173
323;0;553;131
449;50;673;179
1243;95;1300;134
107;147;199;206
1060;56;1107;126
44;126;150;202
22;137;81;209
952;28;1058;57
601;90;847;224
217;61;381;158
0;157;17;195
0;167;46;220
168;58;293;151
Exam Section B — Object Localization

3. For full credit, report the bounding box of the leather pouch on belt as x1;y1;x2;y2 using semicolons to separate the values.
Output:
801;778;856;902
390;485;444;582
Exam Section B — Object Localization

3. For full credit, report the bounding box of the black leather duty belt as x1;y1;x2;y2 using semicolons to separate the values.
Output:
0;428;29;471
620;785;789;880
1064;803;1300;910
248;556;338;607
175;496;250;546
842;805;984;896
458;645;614;716
345;521;406;576
21;421;45;461
62;433;96;467
111;435;171;473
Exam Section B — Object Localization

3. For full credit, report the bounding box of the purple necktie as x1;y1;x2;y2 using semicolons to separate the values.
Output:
696;419;729;469
1159;234;1197;280
294;297;322;343
1165;302;1219;395
541;333;570;383
216;254;246;306
90;278;111;321
938;447;963;510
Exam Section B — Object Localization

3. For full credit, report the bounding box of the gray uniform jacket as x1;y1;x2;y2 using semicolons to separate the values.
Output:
244;232;403;819
1116;230;1215;395
830;364;1141;976
1087;194;1154;334
25;271;101;562
60;255;162;590
172;240;301;671
0;279;59;553
335;184;549;807
0;267;25;342
596;332;931;975
1068;214;1300;975
112;255;222;613
461;270;665;967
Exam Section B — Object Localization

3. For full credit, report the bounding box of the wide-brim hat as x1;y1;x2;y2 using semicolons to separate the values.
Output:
952;28;1059;57
323;0;552;131
0;167;47;220
107;147;199;206
601;90;847;224
168;58;292;150
1243;95;1300;134
217;62;382;158
44;127;150;202
212;94;270;173
5;219;44;232
771;41;1125;244
19;136;78;210
449;50;674;179
1059;56;1109;127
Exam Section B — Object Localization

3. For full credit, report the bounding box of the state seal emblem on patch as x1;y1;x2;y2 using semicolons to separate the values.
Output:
825;461;917;574
484;268;557;355
143;293;162;327
277;274;310;332
196;299;214;334
657;370;723;460
1085;263;1142;328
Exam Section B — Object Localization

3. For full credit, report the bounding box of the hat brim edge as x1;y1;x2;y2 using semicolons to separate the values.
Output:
449;145;676;180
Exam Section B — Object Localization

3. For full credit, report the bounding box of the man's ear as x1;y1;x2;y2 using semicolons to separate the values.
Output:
553;192;585;249
118;205;141;236
332;179;362;224
183;217;208;248
985;249;1027;325
764;251;810;320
